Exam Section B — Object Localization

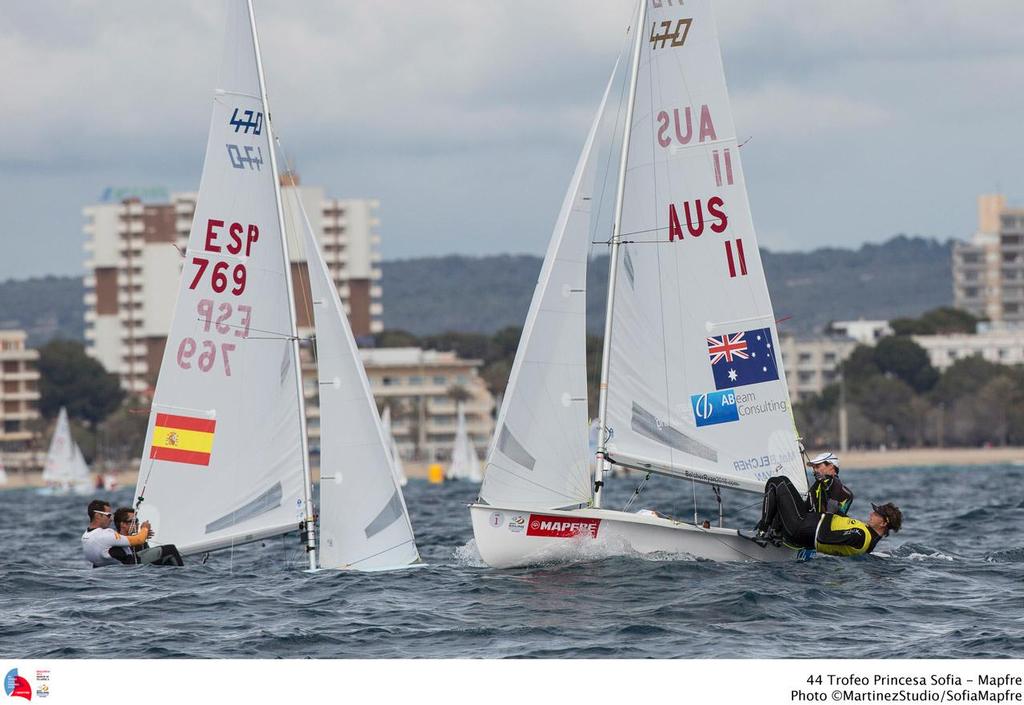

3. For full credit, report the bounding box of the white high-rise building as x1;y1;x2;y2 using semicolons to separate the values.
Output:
83;177;383;393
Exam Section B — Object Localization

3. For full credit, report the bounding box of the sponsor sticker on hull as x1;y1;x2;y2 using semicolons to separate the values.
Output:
526;514;601;539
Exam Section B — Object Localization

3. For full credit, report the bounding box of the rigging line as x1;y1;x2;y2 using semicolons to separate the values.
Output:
622;471;652;512
196;317;297;340
345;537;417;569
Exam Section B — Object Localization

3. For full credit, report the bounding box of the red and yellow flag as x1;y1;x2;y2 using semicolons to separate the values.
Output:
149;413;216;466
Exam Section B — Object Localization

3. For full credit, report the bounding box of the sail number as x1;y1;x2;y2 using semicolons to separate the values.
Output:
188;219;259;296
175;299;252;377
229;108;263;135
649;18;692;50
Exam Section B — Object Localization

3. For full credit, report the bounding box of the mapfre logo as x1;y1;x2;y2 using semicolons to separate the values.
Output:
3;669;31;701
526;514;600;539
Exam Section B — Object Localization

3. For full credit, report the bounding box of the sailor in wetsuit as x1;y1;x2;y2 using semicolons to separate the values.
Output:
108;506;184;567
753;476;902;556
806;451;854;515
81;499;152;568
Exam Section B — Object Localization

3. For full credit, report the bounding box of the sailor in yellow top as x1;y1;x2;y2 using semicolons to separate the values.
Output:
754;475;902;556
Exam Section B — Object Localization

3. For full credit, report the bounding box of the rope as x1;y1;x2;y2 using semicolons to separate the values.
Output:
622;472;651;512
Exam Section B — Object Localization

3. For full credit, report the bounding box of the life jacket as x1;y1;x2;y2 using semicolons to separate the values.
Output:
814;514;877;557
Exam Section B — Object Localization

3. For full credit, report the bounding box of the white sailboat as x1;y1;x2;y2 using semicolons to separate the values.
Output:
40;407;92;495
134;0;419;571
469;0;809;567
447;402;482;483
281;185;420;570
0;455;8;488
380;406;409;487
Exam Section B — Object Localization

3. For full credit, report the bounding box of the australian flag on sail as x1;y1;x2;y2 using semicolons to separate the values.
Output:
707;328;779;390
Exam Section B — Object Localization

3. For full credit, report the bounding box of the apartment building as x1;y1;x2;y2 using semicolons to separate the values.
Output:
336;347;496;462
913;325;1024;372
778;335;858;401
83;178;383;392
953;194;1024;323
0;330;41;448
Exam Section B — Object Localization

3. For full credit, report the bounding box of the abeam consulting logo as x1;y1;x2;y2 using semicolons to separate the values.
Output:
690;389;739;428
3;669;31;701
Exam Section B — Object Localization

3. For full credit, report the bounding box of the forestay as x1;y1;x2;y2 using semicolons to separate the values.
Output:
287;190;420;570
134;1;310;555
479;62;621;511
604;0;804;494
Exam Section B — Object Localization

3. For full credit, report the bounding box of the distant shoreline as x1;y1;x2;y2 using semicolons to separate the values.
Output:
4;447;1022;490
828;446;1024;469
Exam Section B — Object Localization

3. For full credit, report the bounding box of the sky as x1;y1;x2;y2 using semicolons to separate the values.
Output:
2;1;1024;280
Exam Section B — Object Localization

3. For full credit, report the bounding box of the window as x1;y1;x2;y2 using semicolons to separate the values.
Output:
823;353;837;364
798;371;815;384
798;352;812;364
382;376;398;386
432;376;447;385
408;376;423;385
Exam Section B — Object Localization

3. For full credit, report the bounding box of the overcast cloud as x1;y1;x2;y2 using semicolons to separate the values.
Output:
2;1;1023;279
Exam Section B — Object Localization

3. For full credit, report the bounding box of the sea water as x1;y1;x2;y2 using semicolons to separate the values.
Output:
1;464;1021;658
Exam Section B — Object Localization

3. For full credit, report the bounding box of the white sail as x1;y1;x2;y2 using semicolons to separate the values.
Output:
284;187;420;570
478;62;620;511
603;0;805;494
448;402;482;483
0;457;6;487
43;407;91;490
381;406;408;487
134;1;312;556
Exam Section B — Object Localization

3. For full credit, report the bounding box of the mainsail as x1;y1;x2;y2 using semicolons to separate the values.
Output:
603;0;804;494
478;61;621;511
43;407;90;490
285;188;420;570
134;1;313;556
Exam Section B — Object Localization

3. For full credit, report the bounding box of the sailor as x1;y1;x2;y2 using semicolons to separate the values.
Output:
108;506;184;567
81;499;151;568
806;451;854;515
753;476;902;556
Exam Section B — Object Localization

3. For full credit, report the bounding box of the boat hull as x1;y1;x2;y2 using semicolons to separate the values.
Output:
469;503;810;568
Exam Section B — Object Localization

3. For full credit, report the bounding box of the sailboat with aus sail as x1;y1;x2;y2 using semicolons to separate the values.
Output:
468;0;809;567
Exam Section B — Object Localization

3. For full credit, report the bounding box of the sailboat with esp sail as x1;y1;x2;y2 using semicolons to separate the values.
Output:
468;0;809;567
132;0;418;571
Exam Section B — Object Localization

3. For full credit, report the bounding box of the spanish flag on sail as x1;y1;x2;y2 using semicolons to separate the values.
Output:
149;413;216;466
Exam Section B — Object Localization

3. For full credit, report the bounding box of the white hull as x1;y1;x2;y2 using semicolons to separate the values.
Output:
469;503;810;568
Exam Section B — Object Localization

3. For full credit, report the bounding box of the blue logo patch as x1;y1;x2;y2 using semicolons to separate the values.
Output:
690;389;740;427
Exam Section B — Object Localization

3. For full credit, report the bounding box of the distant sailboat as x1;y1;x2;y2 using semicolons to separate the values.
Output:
469;0;808;567
447;402;482;483
380;406;408;487
0;456;8;488
40;407;92;495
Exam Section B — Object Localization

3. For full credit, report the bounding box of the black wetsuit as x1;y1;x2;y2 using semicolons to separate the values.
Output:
109;544;184;566
757;476;880;555
808;474;854;515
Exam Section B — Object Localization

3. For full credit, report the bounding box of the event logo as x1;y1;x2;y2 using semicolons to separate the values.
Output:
690;389;739;427
3;669;31;701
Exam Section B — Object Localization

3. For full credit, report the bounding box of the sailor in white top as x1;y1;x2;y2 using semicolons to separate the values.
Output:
81;499;150;568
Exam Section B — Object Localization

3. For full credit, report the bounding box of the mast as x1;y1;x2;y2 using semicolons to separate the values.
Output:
246;0;317;570
594;0;647;508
